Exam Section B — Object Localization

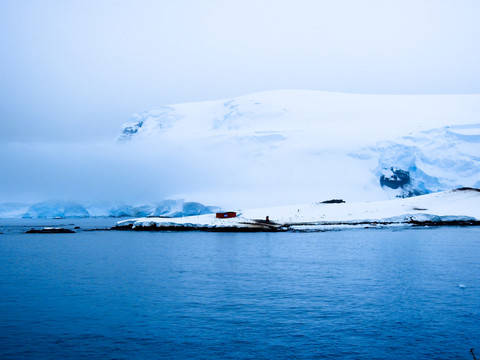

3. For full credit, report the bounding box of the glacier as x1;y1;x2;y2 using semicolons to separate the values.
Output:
117;90;480;207
358;124;480;198
1;90;479;212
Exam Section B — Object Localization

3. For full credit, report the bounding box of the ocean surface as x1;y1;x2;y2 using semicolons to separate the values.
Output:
0;220;479;359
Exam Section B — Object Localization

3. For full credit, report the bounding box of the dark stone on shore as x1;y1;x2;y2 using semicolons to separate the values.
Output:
406;219;480;226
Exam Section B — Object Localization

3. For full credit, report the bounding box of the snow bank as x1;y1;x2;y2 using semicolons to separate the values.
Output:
115;188;480;231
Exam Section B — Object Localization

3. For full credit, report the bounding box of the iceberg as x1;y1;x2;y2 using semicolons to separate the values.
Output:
0;199;215;219
0;203;30;219
23;201;90;219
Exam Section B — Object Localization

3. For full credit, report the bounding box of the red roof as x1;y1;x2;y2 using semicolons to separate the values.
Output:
216;212;237;218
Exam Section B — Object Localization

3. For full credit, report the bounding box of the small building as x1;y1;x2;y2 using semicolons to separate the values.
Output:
216;212;237;219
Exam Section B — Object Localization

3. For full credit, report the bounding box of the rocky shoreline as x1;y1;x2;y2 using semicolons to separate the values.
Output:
111;218;480;233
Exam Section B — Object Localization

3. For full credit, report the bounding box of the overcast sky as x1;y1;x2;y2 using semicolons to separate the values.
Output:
1;0;479;143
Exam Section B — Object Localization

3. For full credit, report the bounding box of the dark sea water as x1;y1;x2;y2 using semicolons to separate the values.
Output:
0;221;479;360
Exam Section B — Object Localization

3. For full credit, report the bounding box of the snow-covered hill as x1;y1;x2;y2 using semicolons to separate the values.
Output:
118;90;480;207
115;188;480;231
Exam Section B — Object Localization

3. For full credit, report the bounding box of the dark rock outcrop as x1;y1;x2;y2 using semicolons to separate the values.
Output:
321;199;345;204
380;167;411;189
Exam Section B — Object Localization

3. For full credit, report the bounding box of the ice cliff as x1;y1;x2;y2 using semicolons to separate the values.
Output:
358;124;480;197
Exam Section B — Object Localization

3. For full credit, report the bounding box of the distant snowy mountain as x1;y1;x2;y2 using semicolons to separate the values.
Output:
0;200;217;219
0;203;29;219
118;90;480;206
23;201;90;219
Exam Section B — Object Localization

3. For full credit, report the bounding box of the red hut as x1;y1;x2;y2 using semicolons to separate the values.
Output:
216;212;237;219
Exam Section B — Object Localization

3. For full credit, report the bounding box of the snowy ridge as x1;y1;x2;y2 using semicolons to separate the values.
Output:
119;90;480;145
115;189;480;231
117;90;480;207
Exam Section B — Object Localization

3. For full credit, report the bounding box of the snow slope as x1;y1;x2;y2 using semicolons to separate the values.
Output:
115;188;480;231
118;90;480;207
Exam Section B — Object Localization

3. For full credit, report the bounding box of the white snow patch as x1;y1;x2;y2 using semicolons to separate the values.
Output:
116;189;480;230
